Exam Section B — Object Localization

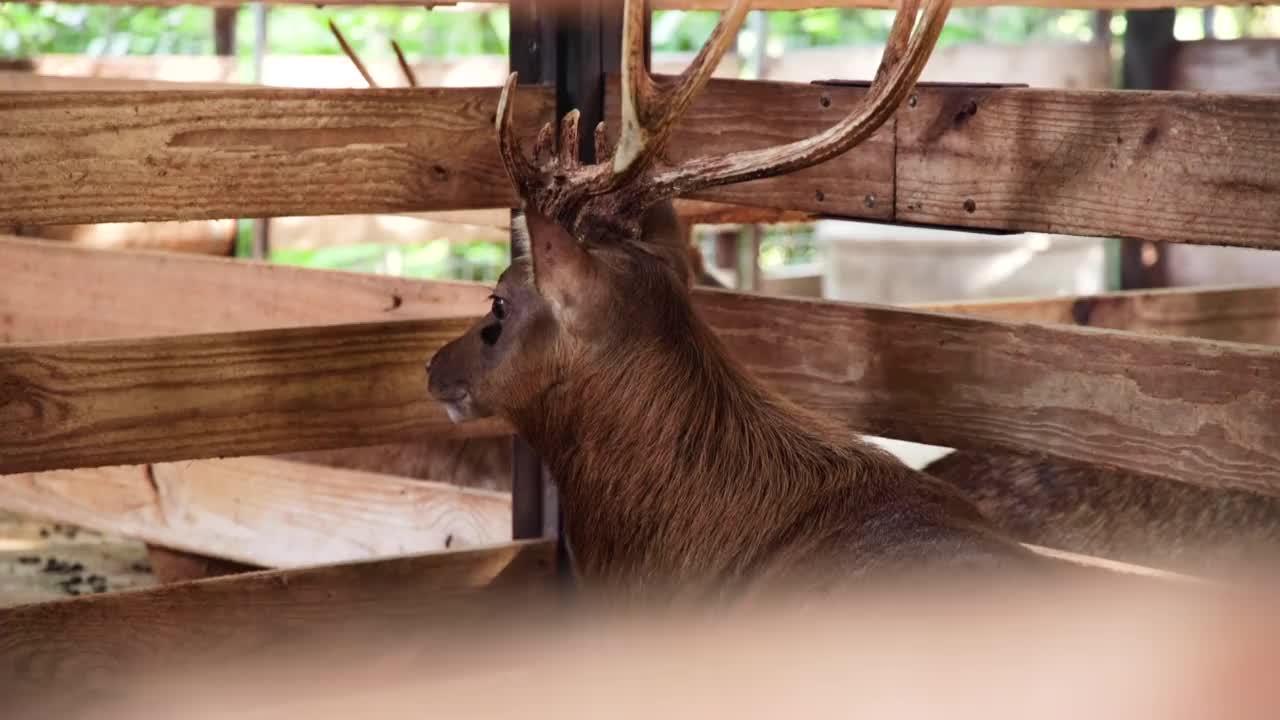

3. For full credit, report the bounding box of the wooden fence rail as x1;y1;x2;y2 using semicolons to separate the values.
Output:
0;458;512;568
0;540;559;720
4;81;1278;249
2;239;1278;494
609;78;1280;249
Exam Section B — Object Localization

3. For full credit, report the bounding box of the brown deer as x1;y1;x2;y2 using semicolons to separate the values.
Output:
426;0;1054;603
924;451;1280;578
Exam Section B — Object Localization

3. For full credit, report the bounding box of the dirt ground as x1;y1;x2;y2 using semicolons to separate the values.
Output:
0;510;157;608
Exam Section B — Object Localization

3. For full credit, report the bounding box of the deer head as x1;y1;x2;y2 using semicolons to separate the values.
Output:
427;0;951;429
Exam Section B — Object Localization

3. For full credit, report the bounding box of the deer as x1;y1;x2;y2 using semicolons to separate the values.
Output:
425;0;1069;604
923;450;1280;578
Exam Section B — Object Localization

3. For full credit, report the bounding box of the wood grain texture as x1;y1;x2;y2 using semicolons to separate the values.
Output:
0;235;491;344
1170;39;1280;95
0;319;511;474
4;240;1278;491
691;289;1280;497
0;86;553;225
0;458;511;567
0;540;558;720
918;285;1280;345
896;86;1280;249
605;75;895;219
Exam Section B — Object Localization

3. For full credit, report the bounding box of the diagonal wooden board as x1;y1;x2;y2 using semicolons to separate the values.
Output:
0;457;512;569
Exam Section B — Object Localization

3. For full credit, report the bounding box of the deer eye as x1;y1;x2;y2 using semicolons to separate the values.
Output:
489;295;507;320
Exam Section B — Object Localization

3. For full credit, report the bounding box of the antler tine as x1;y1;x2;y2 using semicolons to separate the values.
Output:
594;121;613;164
534;121;556;165
496;72;540;198
641;0;951;205
559;110;582;168
602;0;751;194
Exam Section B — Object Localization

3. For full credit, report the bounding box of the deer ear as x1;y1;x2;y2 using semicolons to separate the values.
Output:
523;211;591;304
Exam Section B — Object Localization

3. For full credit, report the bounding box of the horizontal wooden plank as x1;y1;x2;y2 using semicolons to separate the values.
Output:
0;86;553;225
0;319;510;474
4;287;1279;494
5;239;1279;491
0;235;491;344
605;75;895;219
896;85;1280;249
7;81;1274;248
693;290;1280;496
0;458;511;568
605;78;1280;249
1170;38;1280;95
0;540;558;720
917;285;1280;345
0;236;506;485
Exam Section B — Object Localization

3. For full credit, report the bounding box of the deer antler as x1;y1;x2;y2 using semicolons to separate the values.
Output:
496;0;951;238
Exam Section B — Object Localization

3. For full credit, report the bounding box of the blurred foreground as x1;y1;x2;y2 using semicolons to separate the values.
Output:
11;569;1277;720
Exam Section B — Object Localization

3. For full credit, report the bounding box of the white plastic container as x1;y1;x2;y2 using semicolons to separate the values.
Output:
816;220;1107;305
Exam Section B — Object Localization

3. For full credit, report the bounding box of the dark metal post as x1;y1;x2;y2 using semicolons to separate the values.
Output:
1118;9;1176;290
214;7;237;57
506;1;628;580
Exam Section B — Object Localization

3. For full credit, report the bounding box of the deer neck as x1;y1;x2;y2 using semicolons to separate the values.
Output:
509;302;868;592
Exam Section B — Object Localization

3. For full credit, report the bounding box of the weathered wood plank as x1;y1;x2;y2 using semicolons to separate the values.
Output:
6;82;1275;245
692;290;1280;496
917;285;1280;345
605;75;895;219
0;319;510;474
0;540;558;720
0;236;491;344
4;287;1279;493
0;458;511;568
0;236;505;485
4;239;1279;491
604;78;1280;249
0;86;553;225
1170;38;1280;95
896;86;1280;249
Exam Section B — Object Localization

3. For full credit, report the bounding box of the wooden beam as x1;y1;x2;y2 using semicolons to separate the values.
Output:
896;85;1278;249
691;290;1280;497
6;81;1275;246
0;540;558;720
0;457;511;568
0;236;490;344
1170;39;1280;95
0;318;511;474
606;78;1280;250
0;86;553;225
917;285;1280;345
4;270;1280;495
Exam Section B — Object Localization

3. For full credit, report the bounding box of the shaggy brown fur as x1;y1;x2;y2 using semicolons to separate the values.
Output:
429;211;1042;605
926;451;1280;578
